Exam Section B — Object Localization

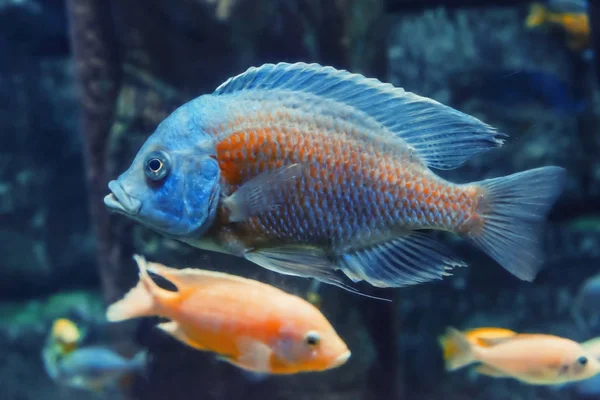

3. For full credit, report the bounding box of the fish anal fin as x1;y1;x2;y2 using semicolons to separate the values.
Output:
245;246;391;301
156;321;207;351
223;164;302;223
145;261;265;295
340;232;466;288
474;364;509;378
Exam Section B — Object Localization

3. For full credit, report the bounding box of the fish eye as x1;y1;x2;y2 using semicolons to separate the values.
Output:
578;356;588;366
304;331;320;346
144;151;170;182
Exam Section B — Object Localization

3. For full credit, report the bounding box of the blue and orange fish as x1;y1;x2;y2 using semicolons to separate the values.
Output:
104;62;566;292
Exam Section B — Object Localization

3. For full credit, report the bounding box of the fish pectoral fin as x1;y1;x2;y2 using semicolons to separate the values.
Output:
339;232;466;288
223;337;273;373
156;321;207;350
223;164;303;223
245;246;390;301
473;364;509;378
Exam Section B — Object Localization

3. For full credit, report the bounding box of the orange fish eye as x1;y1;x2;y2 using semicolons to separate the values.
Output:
578;356;588;366
304;331;321;346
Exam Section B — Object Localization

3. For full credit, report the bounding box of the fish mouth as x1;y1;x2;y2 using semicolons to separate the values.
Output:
104;180;142;215
331;350;351;368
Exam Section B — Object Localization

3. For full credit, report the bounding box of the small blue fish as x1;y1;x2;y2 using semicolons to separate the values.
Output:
53;347;147;392
104;62;566;293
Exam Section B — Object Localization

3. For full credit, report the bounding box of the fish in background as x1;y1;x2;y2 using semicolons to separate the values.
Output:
49;318;85;354
449;68;586;116
575;272;600;311
526;0;591;53
41;318;148;396
53;347;148;393
42;318;85;383
106;254;351;375
438;327;517;368
104;62;567;294
443;327;600;385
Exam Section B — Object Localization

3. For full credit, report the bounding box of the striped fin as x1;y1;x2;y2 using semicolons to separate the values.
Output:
213;62;506;170
339;232;466;288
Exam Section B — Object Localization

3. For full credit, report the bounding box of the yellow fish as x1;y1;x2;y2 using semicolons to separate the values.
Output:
50;318;83;354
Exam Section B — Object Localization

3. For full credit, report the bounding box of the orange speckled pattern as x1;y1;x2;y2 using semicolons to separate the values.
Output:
212;103;483;248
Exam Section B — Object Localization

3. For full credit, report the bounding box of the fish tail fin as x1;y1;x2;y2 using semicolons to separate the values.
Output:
438;333;460;365
106;255;160;322
443;327;477;371
468;166;566;281
526;3;548;27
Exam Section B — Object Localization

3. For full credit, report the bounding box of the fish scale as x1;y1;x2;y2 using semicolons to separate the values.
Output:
215;109;479;248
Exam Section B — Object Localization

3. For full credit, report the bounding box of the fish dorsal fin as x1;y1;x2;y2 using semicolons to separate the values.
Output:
145;261;278;294
213;62;506;170
477;336;516;347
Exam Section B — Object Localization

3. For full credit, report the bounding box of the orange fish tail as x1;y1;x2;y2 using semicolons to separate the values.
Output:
439;334;459;364
465;167;565;282
106;255;161;322
443;327;477;371
526;3;548;27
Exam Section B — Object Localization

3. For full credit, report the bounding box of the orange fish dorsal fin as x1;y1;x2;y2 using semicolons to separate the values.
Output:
477;336;516;347
466;327;517;347
476;333;555;347
145;260;280;296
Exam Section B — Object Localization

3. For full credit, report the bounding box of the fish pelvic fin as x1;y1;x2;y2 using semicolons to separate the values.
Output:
467;166;567;282
214;62;505;170
106;254;170;322
443;327;478;371
526;3;548;28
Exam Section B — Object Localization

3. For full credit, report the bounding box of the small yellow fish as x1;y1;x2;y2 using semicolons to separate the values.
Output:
439;327;516;366
444;327;600;385
526;2;590;51
50;318;83;354
106;254;351;375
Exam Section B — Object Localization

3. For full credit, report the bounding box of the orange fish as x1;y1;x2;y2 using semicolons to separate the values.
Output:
526;2;590;51
104;62;566;293
444;327;600;385
439;326;517;367
106;254;351;375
